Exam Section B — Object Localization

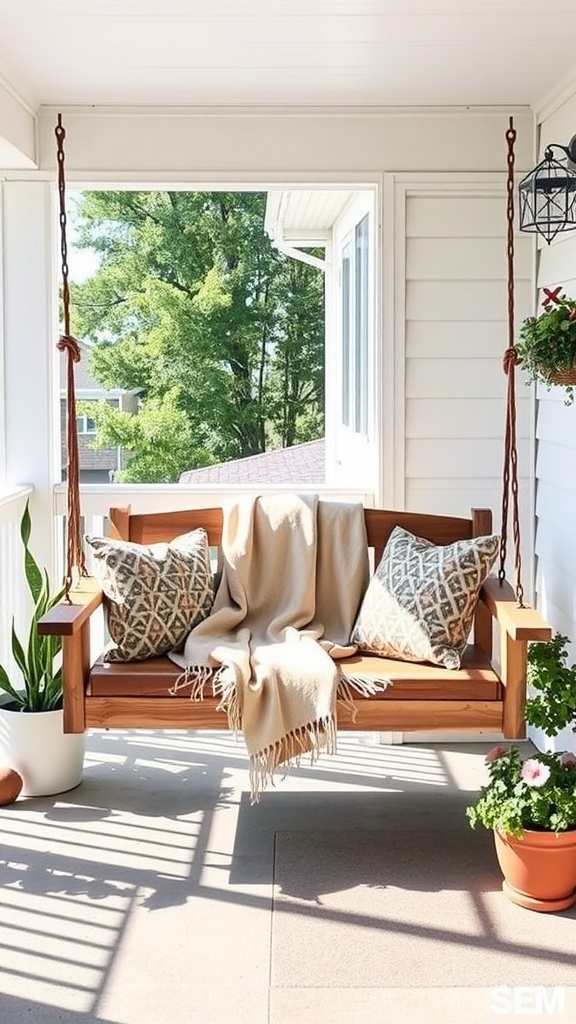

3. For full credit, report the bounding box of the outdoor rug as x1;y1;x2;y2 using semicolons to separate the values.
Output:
271;820;576;989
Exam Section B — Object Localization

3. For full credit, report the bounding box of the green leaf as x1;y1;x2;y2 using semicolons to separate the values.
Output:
20;500;32;548
11;622;28;680
24;546;43;605
0;663;23;703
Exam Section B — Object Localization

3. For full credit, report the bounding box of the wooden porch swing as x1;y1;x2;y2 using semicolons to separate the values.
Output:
39;117;551;742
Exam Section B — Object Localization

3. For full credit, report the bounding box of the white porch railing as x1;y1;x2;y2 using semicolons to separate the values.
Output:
52;482;375;559
53;481;375;577
53;482;375;520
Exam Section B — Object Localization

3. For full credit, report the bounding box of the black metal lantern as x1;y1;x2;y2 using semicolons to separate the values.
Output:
518;136;576;244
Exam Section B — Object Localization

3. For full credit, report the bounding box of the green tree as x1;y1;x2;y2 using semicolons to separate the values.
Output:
71;191;324;482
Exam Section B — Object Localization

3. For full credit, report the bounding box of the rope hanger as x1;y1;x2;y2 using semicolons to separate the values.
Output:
53;114;525;607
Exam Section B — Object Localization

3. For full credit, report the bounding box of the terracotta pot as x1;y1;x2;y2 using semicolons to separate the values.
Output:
494;828;576;912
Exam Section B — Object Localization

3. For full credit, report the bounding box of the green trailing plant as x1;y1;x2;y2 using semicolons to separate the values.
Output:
0;500;66;712
467;633;576;838
525;633;576;738
517;291;576;405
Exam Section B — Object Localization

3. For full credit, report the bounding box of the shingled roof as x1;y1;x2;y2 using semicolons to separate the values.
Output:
179;438;325;485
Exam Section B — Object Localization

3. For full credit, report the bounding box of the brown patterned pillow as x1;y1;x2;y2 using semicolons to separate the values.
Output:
86;530;214;662
352;526;499;669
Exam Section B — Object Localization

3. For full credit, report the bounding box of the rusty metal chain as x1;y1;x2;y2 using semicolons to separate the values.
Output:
499;117;524;607
55;114;87;596
55;115;71;337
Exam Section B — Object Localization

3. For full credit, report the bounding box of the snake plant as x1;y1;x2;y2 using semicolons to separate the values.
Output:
0;500;66;712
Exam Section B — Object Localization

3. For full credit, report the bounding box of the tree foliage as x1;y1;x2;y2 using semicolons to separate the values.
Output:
71;191;325;482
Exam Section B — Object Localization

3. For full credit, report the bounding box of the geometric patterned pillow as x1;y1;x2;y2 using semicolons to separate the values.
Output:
351;526;499;669
85;530;214;662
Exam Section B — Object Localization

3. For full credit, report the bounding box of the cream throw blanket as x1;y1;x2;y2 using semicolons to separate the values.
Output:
170;493;382;800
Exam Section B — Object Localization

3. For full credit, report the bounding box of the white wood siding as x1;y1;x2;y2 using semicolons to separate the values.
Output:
533;373;576;626
527;91;576;747
399;187;535;586
535;95;576;635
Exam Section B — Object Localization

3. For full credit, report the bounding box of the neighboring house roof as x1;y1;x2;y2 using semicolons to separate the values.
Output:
179;439;325;485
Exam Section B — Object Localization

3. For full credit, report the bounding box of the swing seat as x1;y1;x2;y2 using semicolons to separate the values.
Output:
39;503;551;739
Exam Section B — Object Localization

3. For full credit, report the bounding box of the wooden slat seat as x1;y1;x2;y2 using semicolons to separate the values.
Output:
39;503;552;739
89;644;500;700
338;647;501;699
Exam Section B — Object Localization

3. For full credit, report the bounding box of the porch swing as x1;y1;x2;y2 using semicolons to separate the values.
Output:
39;117;551;745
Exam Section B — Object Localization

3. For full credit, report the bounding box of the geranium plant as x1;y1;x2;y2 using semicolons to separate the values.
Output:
517;290;576;405
468;634;576;839
466;745;576;838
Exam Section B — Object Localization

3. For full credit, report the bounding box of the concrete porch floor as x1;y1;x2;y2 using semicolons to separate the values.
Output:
0;730;573;1024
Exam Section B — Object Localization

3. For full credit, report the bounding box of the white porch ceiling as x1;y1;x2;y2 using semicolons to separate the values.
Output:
0;0;575;110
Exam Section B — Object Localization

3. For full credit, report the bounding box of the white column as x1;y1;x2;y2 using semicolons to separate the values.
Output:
2;179;60;573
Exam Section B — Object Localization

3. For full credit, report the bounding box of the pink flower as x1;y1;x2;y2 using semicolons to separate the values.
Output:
560;752;576;768
485;745;508;764
521;759;551;787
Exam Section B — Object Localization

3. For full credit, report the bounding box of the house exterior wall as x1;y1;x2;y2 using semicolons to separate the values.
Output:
59;398;122;483
35;107;535;177
399;184;535;566
59;341;138;482
531;93;576;745
327;190;379;491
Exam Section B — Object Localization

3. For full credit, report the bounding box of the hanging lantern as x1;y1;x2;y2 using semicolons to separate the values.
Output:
518;137;576;244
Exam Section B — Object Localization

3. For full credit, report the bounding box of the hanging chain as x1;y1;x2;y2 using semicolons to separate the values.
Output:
55;116;71;338
499;116;524;607
55;114;87;598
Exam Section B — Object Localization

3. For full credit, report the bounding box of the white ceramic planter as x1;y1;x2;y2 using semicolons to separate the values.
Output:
0;705;86;797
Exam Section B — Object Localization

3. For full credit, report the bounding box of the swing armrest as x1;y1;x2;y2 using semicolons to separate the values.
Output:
480;577;552;642
37;578;103;735
37;577;103;637
480;578;551;738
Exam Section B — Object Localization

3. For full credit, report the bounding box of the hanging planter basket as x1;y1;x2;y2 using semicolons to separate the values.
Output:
518;291;576;404
546;365;576;386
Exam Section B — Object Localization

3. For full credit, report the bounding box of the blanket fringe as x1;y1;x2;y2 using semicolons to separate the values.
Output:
337;671;392;723
169;665;213;700
169;665;241;740
336;674;359;723
249;713;336;804
212;668;242;735
340;672;392;698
